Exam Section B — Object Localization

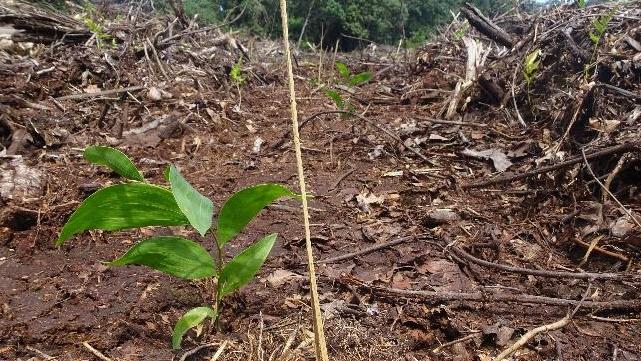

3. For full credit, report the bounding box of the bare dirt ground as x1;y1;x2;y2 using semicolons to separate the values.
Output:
2;1;641;360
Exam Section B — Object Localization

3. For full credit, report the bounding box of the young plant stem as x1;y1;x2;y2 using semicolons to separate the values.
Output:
236;83;242;111
214;238;225;330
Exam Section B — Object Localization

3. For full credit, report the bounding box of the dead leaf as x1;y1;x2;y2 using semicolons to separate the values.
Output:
356;191;384;213
462;148;513;172
266;269;304;287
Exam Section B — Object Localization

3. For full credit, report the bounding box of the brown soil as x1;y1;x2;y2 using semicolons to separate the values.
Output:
2;2;641;361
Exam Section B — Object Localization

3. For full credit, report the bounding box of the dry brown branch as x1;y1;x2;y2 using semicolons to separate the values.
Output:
449;245;636;281
581;147;641;230
460;2;514;47
317;234;426;265
462;142;640;189
55;86;146;101
493;316;570;361
345;279;641;310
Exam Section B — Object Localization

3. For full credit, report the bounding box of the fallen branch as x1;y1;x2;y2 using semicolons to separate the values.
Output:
494;316;570;361
317;234;426;265
460;2;514;48
494;284;589;360
461;142;640;189
82;342;112;361
416;116;487;128
581;148;641;230
345;280;641;310
432;332;481;353
449;245;636;281
55;86;146;101
597;82;641;103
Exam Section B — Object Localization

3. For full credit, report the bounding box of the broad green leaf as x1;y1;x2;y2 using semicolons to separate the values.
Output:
172;306;216;349
218;233;277;298
168;165;214;236
58;183;188;246
349;71;373;87
335;62;350;81
216;184;295;246
324;89;345;109
84;146;144;181
109;236;215;279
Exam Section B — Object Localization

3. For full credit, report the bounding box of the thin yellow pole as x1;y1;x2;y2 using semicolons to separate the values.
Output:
277;1;329;360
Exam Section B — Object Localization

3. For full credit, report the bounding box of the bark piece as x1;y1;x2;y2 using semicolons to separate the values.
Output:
460;3;514;48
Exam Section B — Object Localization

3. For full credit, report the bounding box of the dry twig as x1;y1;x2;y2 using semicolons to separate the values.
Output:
462;142;639;189
581;147;641;230
82;342;112;361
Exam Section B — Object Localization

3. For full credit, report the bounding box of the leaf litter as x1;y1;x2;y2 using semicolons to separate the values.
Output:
1;0;641;360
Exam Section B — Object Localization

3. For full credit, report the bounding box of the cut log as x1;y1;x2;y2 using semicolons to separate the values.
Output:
0;1;90;44
460;2;514;48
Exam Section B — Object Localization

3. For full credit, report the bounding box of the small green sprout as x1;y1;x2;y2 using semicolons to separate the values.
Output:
452;20;470;41
58;146;296;349
83;16;114;49
577;0;586;9
585;10;614;78
523;49;541;101
229;58;246;110
230;58;245;86
325;62;372;111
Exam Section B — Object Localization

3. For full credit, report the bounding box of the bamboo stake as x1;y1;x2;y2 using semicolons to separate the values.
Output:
277;1;329;360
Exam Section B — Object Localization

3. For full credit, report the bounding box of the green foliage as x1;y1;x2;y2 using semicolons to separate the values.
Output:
159;0;511;47
172;307;216;349
59;146;296;349
216;184;296;246
324;62;372;111
218;233;277;298
110;236;216;279
589;12;613;45
577;0;586;8
83;16;114;48
57;183;189;245
84;146;144;181
324;89;345;110
585;10;614;78
452;20;469;41
168;165;214;236
523;49;541;89
230;58;246;86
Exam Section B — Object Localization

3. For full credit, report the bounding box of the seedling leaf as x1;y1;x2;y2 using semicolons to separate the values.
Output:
324;89;345;109
168;165;214;236
84;146;144;181
172;306;216;349
335;62;350;81
349;71;372;87
109;236;215;279
58;183;188;246
218;233;277;298
216;184;295;246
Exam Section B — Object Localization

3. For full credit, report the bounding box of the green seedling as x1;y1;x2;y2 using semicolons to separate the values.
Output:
230;58;245;86
325;62;372;111
230;58;245;110
585;10;613;78
452;20;470;41
523;49;541;102
335;61;373;87
577;0;586;9
58;146;296;349
83;16;115;49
